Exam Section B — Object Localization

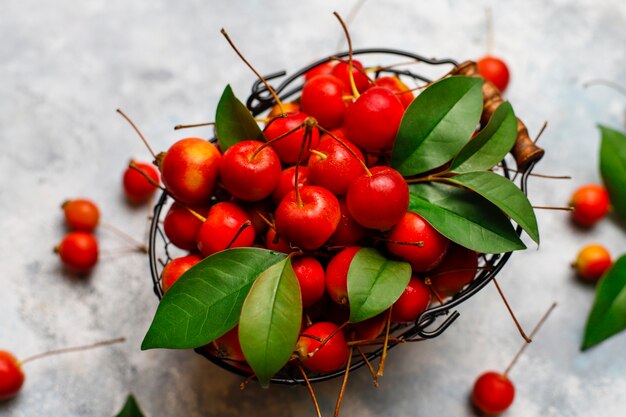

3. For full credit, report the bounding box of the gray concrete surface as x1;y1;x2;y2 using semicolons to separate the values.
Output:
1;0;626;416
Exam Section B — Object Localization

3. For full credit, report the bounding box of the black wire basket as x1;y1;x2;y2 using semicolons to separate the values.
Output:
148;48;539;385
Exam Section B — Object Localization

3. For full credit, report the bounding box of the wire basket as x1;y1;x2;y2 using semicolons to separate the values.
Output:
148;48;539;385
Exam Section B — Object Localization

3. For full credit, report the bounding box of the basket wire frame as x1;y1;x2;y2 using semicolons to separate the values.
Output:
148;48;537;385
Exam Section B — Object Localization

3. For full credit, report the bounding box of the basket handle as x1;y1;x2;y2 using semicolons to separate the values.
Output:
452;61;544;171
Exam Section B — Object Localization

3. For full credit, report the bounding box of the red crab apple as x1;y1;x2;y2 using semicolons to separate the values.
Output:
264;112;320;165
161;254;202;293
574;244;612;282
0;351;24;401
219;140;282;202
308;137;365;195
158;138;222;205
296;322;350;373
331;60;371;94
375;76;414;109
196;202;255;257
55;232;99;273
391;277;431;323
301;74;346;129
292;256;326;308
344;86;404;151
477;56;510;92
274;186;340;251
325;246;362;305
387;211;450;272
472;371;515;415
346;166;409;230
123;161;160;204
62;199;100;232
570;184;610;227
429;244;478;297
163;202;209;251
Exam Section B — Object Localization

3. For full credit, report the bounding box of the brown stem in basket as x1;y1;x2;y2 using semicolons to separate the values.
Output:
317;125;372;176
451;62;544;170
424;277;446;305
503;302;557;377
308;321;349;358
297;363;322;417
225;221;252;249
174;122;216;130
333;12;360;99
20;337;125;365
334;346;354;417
356;346;379;387
221;29;285;115
116;109;157;160
376;307;393;377
493;278;531;343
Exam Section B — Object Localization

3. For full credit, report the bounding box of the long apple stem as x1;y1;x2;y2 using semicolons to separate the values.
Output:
117;109;157;160
221;29;285;115
493;278;531;343
333;12;360;99
503;302;557;377
20;337;125;365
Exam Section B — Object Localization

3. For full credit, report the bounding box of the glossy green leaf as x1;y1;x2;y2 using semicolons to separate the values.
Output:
347;248;412;323
599;125;626;220
215;84;265;151
409;183;525;253
451;101;517;173
238;257;302;387
115;395;145;417
582;255;626;350
391;76;483;176
142;248;286;350
446;171;539;244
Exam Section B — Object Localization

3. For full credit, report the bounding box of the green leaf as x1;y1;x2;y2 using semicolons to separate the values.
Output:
409;183;525;253
391;76;483;176
582;255;626;350
215;84;265;151
238;257;302;387
347;248;412;323
451;101;517;173
141;248;286;350
599;125;626;220
446;171;539;244
115;395;145;417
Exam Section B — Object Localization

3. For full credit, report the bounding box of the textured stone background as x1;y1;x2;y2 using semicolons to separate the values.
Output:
1;0;626;416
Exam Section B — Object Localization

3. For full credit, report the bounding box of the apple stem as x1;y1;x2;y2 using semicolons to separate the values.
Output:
174;121;216;130
503;302;557;377
19;337;125;366
334;346;353;417
226;221;252;249
294;123;315;208
307;321;349;358
533;121;549;145
486;7;494;55
381;238;424;247
309;149;327;160
333;12;360;99
317;125;372;177
116;109;157;160
100;221;146;251
493;278;532;343
423;277;446;305
184;207;207;223
255;210;276;230
297;363;322;417
220;28;285;116
100;247;147;257
329;56;376;87
128;161;164;191
348;337;406;347
355;346;379;387
583;79;626;97
239;374;255;390
376;307;393;377
251;121;306;159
